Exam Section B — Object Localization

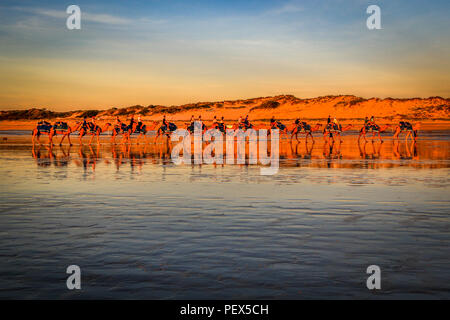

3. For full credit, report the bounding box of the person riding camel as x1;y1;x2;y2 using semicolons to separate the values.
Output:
114;116;123;134
89;117;97;131
218;116;225;132
128;115;135;131
333;117;342;131
136;115;143;132
270;116;277;129
82;117;89;131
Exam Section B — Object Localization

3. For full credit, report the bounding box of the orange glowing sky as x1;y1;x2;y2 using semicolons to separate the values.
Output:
0;1;449;111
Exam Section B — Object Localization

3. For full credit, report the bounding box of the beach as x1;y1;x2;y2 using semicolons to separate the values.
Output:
0;127;449;299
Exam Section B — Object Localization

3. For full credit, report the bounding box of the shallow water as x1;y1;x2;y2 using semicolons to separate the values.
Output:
0;132;449;299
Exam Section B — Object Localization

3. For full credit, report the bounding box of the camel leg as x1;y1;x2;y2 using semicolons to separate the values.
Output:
67;134;72;146
59;134;65;145
143;133;148;144
32;130;37;144
97;133;100;145
378;132;383;143
393;128;400;140
358;129;366;142
405;131;411;142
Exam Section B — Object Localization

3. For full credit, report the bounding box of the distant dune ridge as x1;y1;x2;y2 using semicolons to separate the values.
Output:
1;95;449;121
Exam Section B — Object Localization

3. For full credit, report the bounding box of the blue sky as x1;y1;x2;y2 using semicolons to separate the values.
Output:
0;0;449;109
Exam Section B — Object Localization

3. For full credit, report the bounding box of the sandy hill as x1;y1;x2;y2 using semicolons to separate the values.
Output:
1;95;449;122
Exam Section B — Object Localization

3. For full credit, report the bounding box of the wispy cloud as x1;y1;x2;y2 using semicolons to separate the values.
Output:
265;2;304;15
11;7;132;25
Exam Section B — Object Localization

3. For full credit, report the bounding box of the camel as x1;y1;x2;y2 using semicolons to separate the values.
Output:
186;121;207;134
116;121;158;144
155;121;178;142
32;121;81;145
111;122;130;144
358;123;391;142
323;123;353;143
290;122;322;142
269;120;289;135
393;121;420;141
78;123;111;145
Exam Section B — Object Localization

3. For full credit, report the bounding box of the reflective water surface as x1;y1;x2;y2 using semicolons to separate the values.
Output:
0;132;449;299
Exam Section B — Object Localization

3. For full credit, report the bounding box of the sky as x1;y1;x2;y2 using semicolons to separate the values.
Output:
0;0;449;110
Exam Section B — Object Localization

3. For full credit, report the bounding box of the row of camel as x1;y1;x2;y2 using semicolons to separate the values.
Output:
31;118;420;145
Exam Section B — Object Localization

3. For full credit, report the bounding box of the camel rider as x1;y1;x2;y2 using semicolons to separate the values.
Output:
327;115;331;124
333;117;342;131
195;115;204;131
114;116;122;134
82;117;89;130
270;116;276;128
218;116;225;131
190;115;195;124
137;115;142;131
89;117;97;131
128;115;135;131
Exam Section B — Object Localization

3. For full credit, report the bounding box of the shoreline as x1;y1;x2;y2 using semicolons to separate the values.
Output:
1;119;450;131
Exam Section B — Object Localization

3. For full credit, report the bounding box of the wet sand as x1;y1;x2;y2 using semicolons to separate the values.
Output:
0;130;449;299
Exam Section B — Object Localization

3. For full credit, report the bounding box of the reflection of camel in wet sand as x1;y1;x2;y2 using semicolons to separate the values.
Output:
76;145;100;170
393;140;418;160
323;123;353;143
358;140;383;159
323;140;342;159
290;122;322;142
358;123;391;142
32;144;72;166
290;140;315;159
32;121;81;146
393;122;420;142
79;123;111;145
